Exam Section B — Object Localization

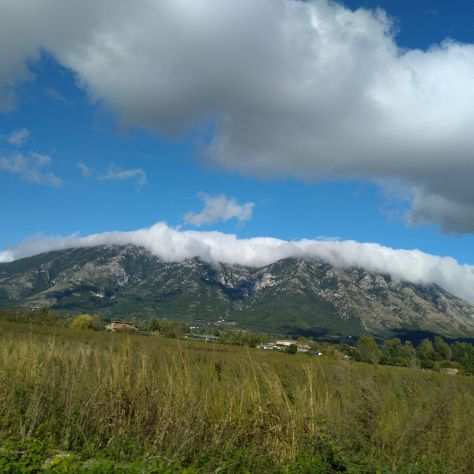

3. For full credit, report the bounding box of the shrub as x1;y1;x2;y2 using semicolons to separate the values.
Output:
70;314;101;331
287;344;298;354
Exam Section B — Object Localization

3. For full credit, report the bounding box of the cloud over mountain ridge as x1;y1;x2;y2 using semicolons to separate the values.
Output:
1;222;474;304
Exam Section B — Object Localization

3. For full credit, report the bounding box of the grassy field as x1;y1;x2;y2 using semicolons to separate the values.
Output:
1;321;474;473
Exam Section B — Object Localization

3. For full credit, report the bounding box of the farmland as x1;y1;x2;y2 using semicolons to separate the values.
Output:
1;320;474;473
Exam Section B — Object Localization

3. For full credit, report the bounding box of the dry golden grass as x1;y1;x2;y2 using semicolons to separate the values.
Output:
1;321;474;472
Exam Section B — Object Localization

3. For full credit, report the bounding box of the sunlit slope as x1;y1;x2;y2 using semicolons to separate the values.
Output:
1;244;474;337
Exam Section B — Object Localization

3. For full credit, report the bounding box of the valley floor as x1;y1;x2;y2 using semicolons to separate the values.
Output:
1;321;474;473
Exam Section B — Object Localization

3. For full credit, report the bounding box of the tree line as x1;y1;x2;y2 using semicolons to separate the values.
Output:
356;334;474;374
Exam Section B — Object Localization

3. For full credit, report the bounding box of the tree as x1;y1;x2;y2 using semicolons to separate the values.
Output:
148;319;186;338
381;338;402;365
380;338;416;367
452;343;474;374
357;335;382;364
286;344;298;354
417;339;436;369
434;336;452;361
399;341;418;367
70;314;101;331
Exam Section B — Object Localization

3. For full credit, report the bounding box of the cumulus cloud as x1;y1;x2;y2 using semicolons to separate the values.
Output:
2;1;474;230
407;188;474;234
184;193;254;226
0;153;62;187
1;222;474;303
6;128;30;146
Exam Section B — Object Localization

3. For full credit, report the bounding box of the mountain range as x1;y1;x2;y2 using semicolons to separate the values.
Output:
1;244;474;338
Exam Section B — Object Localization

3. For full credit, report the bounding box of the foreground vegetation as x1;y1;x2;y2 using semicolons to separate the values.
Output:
2;319;474;473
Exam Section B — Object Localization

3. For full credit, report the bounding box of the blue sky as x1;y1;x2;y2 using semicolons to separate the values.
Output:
1;0;474;263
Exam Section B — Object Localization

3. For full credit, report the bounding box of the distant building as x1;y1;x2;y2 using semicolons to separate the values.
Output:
257;340;312;353
440;368;459;376
274;340;295;348
276;340;312;352
185;334;219;343
105;321;138;333
215;319;238;327
258;343;277;351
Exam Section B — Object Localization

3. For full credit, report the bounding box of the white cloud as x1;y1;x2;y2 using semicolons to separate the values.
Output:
0;153;62;187
77;162;147;186
0;251;13;263
77;161;93;177
184;193;254;226
99;165;147;186
1;1;474;230
1;222;474;303
6;128;30;146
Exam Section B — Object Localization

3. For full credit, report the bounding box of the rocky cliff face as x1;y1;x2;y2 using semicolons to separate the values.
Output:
1;244;474;338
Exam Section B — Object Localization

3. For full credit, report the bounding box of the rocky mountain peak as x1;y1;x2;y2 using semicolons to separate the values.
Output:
1;244;474;338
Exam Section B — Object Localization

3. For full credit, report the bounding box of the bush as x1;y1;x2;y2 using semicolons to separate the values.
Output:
148;319;186;338
70;314;101;331
286;344;298;354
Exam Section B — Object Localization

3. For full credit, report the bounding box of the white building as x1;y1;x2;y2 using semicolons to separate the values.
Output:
257;340;312;353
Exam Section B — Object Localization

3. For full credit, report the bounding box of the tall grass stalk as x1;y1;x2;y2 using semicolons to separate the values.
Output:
1;321;474;472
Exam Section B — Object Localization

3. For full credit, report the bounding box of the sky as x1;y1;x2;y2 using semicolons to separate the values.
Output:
1;0;474;281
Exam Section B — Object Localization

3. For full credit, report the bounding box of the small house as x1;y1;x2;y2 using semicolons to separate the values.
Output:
258;340;312;353
105;321;138;333
258;343;277;350
274;340;296;349
440;368;459;376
